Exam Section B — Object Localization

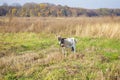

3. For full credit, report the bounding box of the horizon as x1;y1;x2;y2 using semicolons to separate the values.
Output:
0;0;120;9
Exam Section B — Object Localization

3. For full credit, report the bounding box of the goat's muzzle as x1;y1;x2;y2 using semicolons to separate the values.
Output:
60;44;64;47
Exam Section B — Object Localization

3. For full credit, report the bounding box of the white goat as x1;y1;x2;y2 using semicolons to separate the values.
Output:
58;36;77;56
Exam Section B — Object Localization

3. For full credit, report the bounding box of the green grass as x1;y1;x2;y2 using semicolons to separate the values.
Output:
0;33;56;54
0;33;120;80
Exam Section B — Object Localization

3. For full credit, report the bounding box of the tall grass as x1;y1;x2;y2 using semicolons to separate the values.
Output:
0;17;120;39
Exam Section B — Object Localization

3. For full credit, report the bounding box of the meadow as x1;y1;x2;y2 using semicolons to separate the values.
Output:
0;17;120;80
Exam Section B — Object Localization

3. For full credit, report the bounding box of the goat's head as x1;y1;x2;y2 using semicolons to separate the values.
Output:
57;36;66;47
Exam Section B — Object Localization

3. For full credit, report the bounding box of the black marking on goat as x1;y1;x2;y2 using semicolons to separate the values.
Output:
58;37;66;47
61;38;66;44
71;47;74;51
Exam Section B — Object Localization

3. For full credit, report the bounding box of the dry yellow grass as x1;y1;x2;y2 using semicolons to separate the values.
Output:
0;16;120;39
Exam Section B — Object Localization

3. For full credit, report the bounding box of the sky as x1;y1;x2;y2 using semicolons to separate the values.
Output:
0;0;120;9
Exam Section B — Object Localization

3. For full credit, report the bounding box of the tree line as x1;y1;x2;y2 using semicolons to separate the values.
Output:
0;3;120;17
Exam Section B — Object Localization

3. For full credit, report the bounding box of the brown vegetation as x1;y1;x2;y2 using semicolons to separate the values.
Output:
0;16;120;39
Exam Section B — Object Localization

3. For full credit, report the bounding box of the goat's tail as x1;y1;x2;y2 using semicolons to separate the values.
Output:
74;38;77;43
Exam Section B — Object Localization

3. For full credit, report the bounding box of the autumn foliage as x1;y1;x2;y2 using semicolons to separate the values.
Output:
0;3;120;17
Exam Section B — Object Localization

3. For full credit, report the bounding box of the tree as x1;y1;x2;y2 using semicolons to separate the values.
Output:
0;7;7;16
0;3;120;17
12;8;17;16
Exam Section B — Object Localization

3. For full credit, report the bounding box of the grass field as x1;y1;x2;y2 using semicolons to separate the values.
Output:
0;17;120;80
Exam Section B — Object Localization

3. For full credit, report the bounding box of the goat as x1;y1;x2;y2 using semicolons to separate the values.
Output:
58;36;77;56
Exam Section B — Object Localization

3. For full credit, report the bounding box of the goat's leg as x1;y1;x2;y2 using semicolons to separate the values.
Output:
62;47;67;57
62;47;65;54
71;46;76;53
